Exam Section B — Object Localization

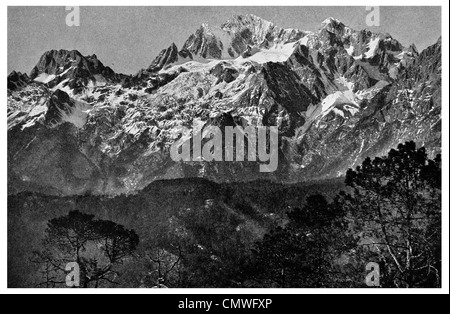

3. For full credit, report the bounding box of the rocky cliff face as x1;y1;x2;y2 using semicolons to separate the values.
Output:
28;49;128;94
7;15;441;195
8;71;30;91
179;14;306;60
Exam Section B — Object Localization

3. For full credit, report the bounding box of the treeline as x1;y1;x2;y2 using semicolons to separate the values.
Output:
247;141;441;288
8;142;441;288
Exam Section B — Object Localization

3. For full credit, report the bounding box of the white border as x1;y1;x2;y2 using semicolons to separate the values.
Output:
1;1;448;295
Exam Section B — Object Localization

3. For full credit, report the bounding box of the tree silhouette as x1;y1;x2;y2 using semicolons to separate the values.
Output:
249;194;355;287
341;141;441;287
141;247;182;288
33;211;139;288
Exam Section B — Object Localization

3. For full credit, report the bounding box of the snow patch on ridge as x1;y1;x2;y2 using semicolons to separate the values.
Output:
34;73;56;84
238;42;297;64
57;100;91;128
345;44;354;56
298;79;361;137
365;38;380;59
320;90;359;116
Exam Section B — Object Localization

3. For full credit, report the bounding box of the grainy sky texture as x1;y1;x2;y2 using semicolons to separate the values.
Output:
8;6;441;75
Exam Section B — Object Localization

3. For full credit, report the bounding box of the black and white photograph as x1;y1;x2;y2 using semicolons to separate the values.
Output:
2;2;448;296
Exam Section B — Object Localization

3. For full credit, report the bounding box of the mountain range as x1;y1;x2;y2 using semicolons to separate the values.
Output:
7;14;441;196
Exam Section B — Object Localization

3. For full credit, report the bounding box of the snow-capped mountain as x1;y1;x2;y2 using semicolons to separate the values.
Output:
7;15;441;195
28;50;129;92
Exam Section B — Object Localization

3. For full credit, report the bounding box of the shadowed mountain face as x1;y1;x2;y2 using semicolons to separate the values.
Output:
7;14;441;196
27;49;129;94
8;71;30;91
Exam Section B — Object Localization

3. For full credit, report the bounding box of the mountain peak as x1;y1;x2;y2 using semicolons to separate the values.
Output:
321;17;344;26
7;14;442;196
221;14;275;32
178;13;306;61
40;49;83;60
224;14;271;25
320;17;348;34
148;42;181;71
28;49;124;92
406;43;419;55
7;71;30;91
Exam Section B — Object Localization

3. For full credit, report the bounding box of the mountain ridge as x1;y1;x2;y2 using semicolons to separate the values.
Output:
7;14;441;195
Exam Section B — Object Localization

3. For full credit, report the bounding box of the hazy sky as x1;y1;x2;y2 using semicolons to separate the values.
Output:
8;6;441;75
